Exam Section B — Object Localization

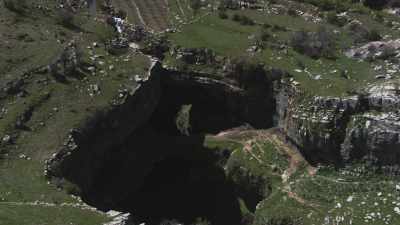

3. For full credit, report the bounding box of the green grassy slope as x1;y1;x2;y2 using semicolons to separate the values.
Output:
0;1;150;223
167;0;400;96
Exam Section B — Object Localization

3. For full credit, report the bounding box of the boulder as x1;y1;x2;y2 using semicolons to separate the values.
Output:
346;39;400;60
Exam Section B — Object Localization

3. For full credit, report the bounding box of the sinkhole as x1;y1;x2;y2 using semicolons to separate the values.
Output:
65;74;273;225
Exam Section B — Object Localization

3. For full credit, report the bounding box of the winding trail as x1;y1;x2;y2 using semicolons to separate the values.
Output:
216;128;319;208
175;0;187;20
131;0;147;26
257;130;318;207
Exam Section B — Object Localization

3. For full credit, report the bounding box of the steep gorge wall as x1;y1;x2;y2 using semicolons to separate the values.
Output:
161;69;274;131
46;62;164;195
276;79;400;166
45;63;275;217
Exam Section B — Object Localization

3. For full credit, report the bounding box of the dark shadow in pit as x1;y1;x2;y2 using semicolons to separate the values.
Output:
126;155;243;225
84;128;246;225
76;72;274;224
150;76;246;135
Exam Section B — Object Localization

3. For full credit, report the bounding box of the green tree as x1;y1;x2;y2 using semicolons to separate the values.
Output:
4;0;27;14
190;0;202;15
364;0;389;9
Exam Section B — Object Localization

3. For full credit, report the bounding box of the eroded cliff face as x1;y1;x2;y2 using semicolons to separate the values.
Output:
341;83;400;165
160;69;274;131
46;61;164;194
45;62;274;225
276;79;400;166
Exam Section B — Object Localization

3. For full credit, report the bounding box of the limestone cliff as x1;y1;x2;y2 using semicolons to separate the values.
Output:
276;79;400;166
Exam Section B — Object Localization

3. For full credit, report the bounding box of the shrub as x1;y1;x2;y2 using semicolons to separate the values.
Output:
293;0;351;12
191;218;211;225
57;8;75;27
94;23;116;44
348;22;382;43
4;0;27;13
232;13;241;22
190;0;202;14
260;29;272;42
240;15;255;25
364;0;389;9
389;0;400;7
141;35;170;59
218;10;229;19
262;23;272;29
175;104;192;136
116;9;127;19
50;42;83;79
272;24;287;32
220;0;240;10
326;11;346;26
63;181;82;196
367;29;382;41
231;13;255;25
291;27;337;59
374;12;385;23
262;216;303;225
287;8;298;16
318;0;336;11
227;56;268;88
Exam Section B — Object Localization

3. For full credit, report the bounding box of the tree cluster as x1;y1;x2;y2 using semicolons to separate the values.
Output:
291;27;337;59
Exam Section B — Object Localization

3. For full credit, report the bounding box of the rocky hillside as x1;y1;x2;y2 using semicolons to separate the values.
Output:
1;0;400;225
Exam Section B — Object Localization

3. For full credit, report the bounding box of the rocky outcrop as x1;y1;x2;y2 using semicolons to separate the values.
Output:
170;47;217;65
277;79;400;165
341;82;400;164
345;39;400;61
103;211;134;225
341;111;400;164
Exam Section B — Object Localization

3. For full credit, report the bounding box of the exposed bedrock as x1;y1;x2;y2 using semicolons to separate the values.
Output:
276;79;400;166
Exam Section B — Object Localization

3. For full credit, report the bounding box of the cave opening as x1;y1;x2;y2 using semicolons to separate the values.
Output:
86;129;252;225
75;75;272;225
124;153;243;225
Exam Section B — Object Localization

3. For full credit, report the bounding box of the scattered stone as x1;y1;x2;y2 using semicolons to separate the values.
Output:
134;75;143;83
2;135;11;144
88;66;96;72
346;39;400;61
88;84;101;97
107;37;129;55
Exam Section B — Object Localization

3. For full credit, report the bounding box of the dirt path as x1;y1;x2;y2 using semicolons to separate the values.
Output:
257;130;318;207
243;139;264;164
175;0;187;20
131;0;147;26
215;127;318;208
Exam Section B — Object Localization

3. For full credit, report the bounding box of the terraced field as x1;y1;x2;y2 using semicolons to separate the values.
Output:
112;0;214;32
134;0;170;31
113;0;170;32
